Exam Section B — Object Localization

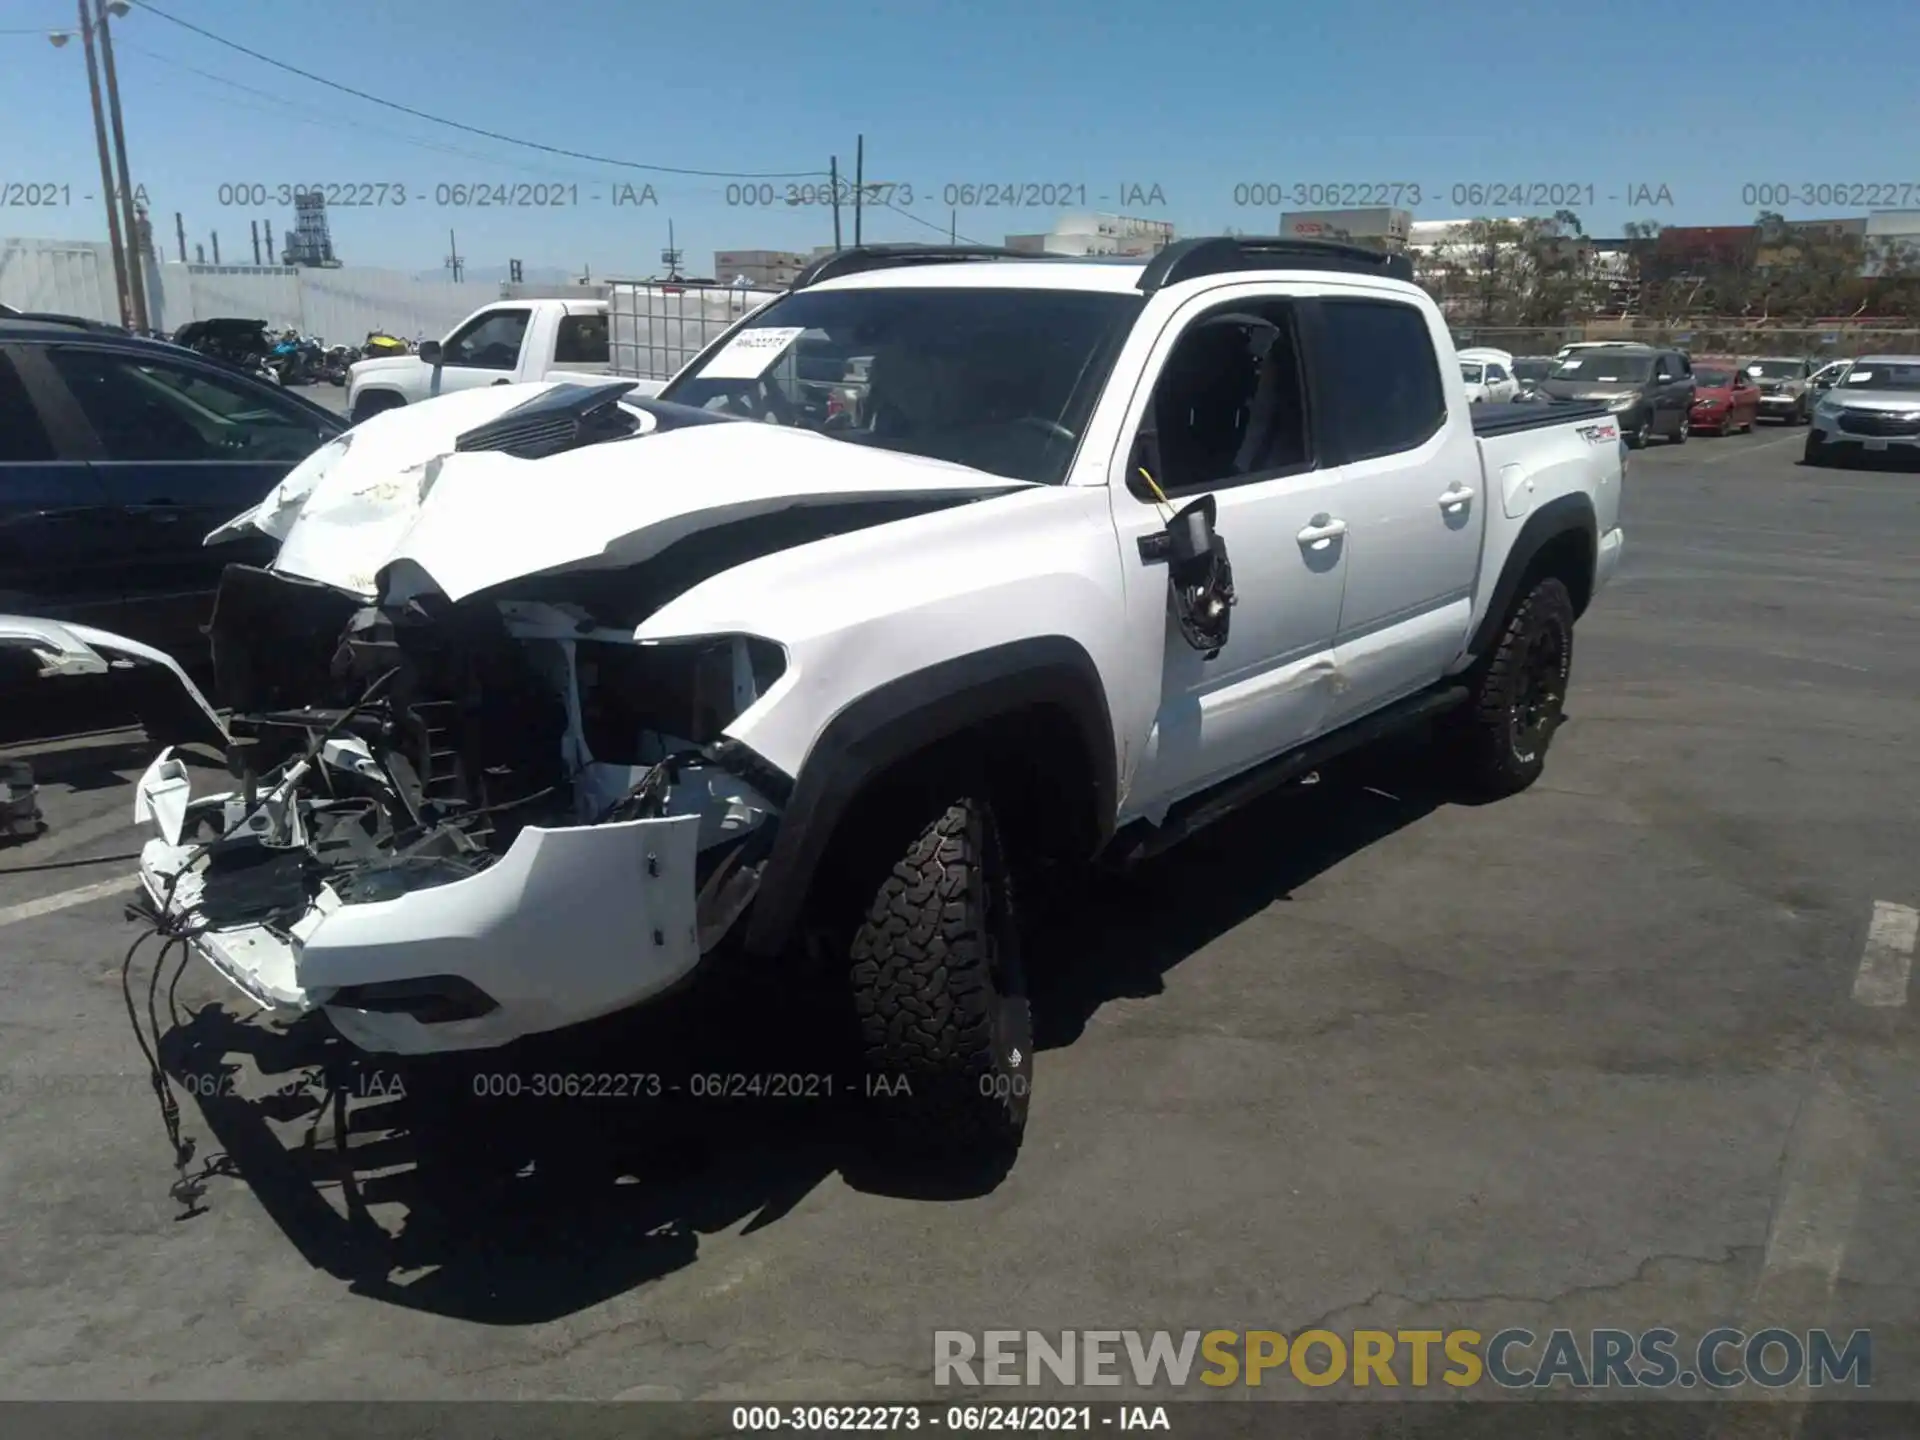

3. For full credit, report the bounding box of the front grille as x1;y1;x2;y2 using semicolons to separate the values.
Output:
1836;409;1920;437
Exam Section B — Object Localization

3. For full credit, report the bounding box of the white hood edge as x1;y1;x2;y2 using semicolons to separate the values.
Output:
207;383;1037;603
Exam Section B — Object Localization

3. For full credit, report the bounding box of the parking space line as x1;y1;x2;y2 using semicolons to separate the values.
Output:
0;873;141;929
1695;432;1807;465
1853;900;1917;1007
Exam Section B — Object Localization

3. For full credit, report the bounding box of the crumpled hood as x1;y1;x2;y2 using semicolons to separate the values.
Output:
207;382;1036;602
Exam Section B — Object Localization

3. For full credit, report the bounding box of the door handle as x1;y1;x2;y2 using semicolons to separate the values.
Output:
1438;485;1475;511
1296;516;1347;547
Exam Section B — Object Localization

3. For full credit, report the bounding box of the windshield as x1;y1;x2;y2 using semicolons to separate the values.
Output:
1837;362;1920;392
1694;368;1736;387
658;287;1144;484
1459;363;1484;383
1550;354;1653;384
1512;358;1552;382
1744;358;1807;379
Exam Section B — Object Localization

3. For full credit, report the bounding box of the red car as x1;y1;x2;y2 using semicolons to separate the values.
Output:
1689;361;1760;435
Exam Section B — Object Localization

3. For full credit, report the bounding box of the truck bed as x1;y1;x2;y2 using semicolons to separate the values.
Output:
1470;400;1610;436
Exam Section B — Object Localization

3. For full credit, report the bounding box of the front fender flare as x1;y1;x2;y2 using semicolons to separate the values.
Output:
739;636;1117;959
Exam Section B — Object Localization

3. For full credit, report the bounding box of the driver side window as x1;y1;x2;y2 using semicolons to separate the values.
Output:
1486;363;1509;383
442;308;532;369
1135;301;1310;497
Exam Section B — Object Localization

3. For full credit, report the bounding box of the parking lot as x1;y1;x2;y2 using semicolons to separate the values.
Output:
0;422;1914;1405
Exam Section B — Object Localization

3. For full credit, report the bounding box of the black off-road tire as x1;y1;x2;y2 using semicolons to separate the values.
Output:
1449;576;1575;798
849;796;1032;1165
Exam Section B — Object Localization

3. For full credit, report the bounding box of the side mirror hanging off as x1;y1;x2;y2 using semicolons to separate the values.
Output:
1165;494;1236;659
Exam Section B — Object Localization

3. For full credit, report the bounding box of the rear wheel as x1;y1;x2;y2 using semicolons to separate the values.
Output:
1446;576;1575;799
849;795;1031;1166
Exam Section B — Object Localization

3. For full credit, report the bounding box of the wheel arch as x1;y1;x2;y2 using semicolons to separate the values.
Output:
739;636;1118;959
1467;492;1597;662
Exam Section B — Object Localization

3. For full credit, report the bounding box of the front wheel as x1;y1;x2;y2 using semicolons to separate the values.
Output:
1446;576;1575;799
1671;413;1689;445
849;795;1031;1165
1802;433;1826;466
1625;418;1650;449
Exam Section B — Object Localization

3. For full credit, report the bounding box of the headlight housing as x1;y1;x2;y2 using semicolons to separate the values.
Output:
1607;395;1637;413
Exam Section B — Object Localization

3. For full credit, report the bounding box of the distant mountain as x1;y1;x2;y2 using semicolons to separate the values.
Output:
409;263;583;285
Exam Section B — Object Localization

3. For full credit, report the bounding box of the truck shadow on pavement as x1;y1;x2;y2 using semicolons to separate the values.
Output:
148;737;1462;1325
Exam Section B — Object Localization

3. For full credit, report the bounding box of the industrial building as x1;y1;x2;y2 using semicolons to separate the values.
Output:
1277;208;1412;249
1003;213;1174;257
713;249;813;288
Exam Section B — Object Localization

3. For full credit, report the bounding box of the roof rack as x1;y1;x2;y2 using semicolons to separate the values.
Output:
790;244;1066;290
1136;236;1413;292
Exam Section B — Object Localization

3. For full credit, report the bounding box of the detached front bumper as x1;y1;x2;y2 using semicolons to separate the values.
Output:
135;754;706;1055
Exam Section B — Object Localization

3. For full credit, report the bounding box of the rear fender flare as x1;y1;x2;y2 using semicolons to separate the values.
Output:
1467;492;1597;660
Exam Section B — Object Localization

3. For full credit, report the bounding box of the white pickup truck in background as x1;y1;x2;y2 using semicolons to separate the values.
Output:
347;285;785;424
346;299;638;422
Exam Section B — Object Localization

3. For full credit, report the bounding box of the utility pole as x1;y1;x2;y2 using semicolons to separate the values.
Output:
93;0;148;331
75;0;130;327
853;134;863;246
173;210;185;263
950;209;957;244
445;228;462;282
250;220;261;266
830;156;842;251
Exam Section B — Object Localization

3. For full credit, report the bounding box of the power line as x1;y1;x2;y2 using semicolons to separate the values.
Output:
129;0;827;180
883;199;986;247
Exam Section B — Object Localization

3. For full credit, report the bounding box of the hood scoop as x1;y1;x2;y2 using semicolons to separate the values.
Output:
454;380;644;461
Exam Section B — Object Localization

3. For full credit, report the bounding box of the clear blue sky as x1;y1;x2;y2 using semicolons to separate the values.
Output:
5;0;1920;278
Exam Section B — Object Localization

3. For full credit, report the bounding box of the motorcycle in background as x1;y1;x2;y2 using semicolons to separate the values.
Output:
321;343;360;385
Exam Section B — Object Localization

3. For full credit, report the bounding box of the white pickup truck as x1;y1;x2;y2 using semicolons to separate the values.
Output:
346;299;659;422
131;238;1625;1169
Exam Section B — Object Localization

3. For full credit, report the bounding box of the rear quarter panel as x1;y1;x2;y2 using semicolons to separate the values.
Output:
1461;416;1623;656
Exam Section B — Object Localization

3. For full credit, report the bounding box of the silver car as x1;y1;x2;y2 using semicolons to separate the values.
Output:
1804;355;1920;466
1740;355;1814;425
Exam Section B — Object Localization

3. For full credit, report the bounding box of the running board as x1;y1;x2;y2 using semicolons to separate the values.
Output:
1106;684;1470;868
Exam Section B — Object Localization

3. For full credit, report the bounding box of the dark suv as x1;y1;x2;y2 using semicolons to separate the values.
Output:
1536;344;1696;448
1;315;343;663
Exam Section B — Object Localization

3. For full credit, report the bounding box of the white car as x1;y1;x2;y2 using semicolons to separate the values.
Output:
130;238;1625;1164
1458;346;1518;403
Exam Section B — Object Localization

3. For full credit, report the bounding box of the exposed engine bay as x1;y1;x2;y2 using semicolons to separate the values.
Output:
133;563;787;1055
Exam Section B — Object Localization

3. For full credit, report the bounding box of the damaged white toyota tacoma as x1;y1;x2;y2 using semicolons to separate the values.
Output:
129;238;1625;1163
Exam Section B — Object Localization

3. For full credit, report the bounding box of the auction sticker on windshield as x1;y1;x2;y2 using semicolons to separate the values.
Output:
698;327;806;380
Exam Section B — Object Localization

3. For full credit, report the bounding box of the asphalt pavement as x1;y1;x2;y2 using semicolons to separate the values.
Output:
0;421;1915;1410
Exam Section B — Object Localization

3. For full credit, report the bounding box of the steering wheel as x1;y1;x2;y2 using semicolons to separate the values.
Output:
1010;415;1076;445
741;379;798;426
